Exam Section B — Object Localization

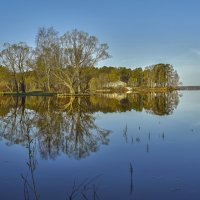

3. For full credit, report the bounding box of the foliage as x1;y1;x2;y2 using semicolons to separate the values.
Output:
0;27;180;94
0;42;32;93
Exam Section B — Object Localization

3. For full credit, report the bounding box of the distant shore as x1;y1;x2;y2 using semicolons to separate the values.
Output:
0;86;199;97
177;86;200;90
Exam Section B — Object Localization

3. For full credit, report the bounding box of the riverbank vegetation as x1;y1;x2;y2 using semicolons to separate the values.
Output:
0;27;180;95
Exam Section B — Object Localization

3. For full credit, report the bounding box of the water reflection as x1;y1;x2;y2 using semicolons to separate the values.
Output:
129;162;134;194
91;91;179;115
0;92;179;160
0;96;110;160
2;92;198;200
21;134;39;200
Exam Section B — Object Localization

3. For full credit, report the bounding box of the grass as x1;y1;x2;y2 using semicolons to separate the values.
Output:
131;86;176;93
0;91;96;97
0;87;177;97
2;91;56;96
57;93;93;97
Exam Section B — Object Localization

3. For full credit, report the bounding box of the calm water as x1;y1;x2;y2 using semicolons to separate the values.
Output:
0;91;200;200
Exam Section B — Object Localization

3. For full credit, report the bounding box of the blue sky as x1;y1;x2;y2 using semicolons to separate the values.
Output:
1;0;200;85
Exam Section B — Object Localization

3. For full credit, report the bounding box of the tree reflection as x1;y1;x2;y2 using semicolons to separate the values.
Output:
0;97;35;146
90;91;179;115
21;130;39;200
0;91;179;160
34;97;110;160
0;96;110;160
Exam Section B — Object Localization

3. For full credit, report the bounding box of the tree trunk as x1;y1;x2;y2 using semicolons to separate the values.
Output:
21;82;26;93
13;73;19;93
47;74;51;92
77;66;81;94
15;80;19;94
21;96;26;114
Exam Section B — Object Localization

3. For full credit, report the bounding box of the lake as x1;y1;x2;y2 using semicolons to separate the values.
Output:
0;91;200;200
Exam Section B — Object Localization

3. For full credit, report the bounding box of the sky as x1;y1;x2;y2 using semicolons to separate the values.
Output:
1;0;200;85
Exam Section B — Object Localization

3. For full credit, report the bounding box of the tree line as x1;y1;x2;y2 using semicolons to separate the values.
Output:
0;27;180;94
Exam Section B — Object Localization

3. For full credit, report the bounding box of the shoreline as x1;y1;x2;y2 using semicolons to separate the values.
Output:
1;86;199;97
0;87;177;97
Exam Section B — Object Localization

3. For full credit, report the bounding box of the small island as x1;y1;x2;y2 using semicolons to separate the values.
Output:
0;27;181;96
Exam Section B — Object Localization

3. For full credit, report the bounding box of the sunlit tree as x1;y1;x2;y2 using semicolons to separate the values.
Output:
0;42;31;93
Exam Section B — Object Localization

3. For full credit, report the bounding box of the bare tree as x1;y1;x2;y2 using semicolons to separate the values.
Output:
35;27;60;91
0;42;31;93
59;29;111;93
